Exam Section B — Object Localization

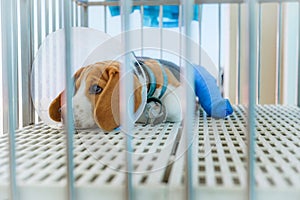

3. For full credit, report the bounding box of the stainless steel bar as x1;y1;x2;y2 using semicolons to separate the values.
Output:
83;5;89;27
246;0;257;199
218;4;222;88
178;4;182;65
52;0;57;31
276;2;283;104
63;0;75;199
45;0;50;35
104;5;108;33
140;5;144;56
32;0;39;123
12;0;19;128
257;3;262;103
1;0;19;198
1;24;8;133
31;0;39;123
80;1;88;27
37;0;42;47
257;0;298;2
237;3;241;104
59;0;63;29
72;0;75;27
159;5;163;59
75;1;79;26
82;0;246;6
20;0;35;127
76;0;300;6
182;0;195;200
198;4;203;64
298;1;300;107
80;0;300;6
120;0;134;199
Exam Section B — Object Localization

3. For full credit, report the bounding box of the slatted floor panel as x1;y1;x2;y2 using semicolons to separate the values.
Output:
169;105;300;200
0;105;300;200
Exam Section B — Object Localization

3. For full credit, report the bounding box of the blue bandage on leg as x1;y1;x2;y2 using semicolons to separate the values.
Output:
194;65;233;118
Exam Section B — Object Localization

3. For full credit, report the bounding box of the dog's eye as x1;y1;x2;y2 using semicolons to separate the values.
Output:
89;84;103;94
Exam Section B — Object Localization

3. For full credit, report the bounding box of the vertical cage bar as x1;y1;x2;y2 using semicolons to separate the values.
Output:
1;19;8;133
104;5;108;33
218;4;222;88
237;3;242;104
298;1;300;107
59;0;63;29
140;5;144;56
257;3;262;104
276;1;283;104
198;4;203;65
1;0;19;198
80;1;88;27
178;4;183;65
52;0;56;31
71;0;75;27
159;5;163;59
246;0;257;199
20;0;35;127
37;0;42;47
182;0;195;200
63;0;75;199
120;0;134;199
45;0;50;36
30;0;37;116
1;1;13;133
75;1;79;27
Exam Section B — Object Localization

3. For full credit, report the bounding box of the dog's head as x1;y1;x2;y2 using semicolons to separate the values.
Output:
49;61;142;131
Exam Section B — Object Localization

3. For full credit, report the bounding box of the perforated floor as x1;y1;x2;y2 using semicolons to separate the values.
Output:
0;105;300;200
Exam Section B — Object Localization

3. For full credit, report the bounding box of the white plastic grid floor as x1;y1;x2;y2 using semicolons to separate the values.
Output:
0;105;300;200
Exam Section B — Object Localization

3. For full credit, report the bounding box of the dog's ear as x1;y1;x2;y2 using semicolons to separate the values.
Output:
94;65;143;131
49;92;63;122
94;65;120;131
48;67;86;122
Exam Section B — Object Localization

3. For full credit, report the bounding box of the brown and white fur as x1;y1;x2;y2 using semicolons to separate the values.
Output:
49;59;184;131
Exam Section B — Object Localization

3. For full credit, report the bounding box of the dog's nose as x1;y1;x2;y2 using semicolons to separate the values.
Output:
60;107;83;128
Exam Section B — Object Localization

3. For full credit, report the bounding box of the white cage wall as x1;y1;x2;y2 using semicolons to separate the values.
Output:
0;0;300;200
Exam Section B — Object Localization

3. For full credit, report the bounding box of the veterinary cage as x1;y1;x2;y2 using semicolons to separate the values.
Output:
0;0;300;199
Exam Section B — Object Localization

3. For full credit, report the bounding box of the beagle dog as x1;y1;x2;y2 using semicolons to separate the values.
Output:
49;58;185;131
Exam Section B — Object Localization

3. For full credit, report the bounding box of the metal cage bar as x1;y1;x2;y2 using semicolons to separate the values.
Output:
218;4;222;88
276;1;283;104
75;0;300;6
72;0;75;27
45;0;50;36
1;0;19;199
80;0;89;27
37;0;42;48
237;3;242;104
159;5;163;59
59;0;63;28
182;1;196;200
298;1;300;107
257;3;262;103
178;4;183;65
140;5;144;56
52;0;57;31
104;5;108;33
120;0;134;199
75;1;79;26
20;0;35;127
246;0;257;199
63;0;76;199
198;4;203;65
